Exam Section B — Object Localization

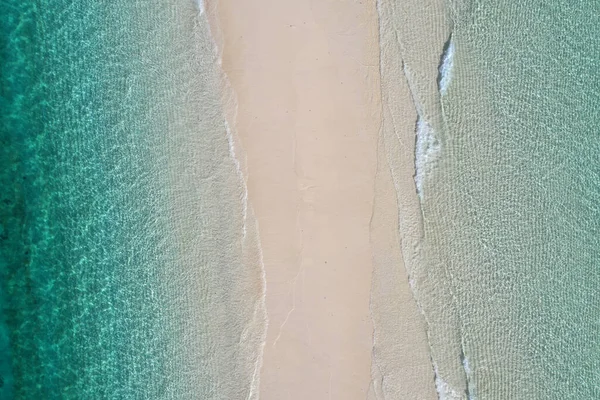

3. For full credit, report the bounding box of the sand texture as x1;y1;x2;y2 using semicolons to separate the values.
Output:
207;0;446;398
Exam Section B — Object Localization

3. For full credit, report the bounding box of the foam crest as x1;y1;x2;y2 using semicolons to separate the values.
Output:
434;365;465;400
195;0;204;14
462;356;476;400
438;38;455;95
414;117;441;200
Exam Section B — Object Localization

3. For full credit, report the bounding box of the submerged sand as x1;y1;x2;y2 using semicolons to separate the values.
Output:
206;0;448;398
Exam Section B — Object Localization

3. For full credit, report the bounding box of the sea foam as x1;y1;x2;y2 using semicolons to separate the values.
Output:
438;38;455;95
210;11;268;397
434;365;466;400
414;117;440;200
195;0;204;14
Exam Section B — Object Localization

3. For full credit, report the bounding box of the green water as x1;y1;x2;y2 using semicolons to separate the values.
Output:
0;1;263;399
419;0;600;398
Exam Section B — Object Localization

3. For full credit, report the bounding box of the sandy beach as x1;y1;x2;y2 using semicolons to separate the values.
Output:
207;0;441;398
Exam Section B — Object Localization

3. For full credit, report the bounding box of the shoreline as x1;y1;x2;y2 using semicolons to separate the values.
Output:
369;1;452;398
207;0;444;398
376;0;471;398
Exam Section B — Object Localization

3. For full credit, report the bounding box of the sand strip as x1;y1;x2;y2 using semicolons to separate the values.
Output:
208;0;438;398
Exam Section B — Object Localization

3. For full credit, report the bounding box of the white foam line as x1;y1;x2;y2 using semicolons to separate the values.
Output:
226;116;268;400
439;39;455;95
247;218;268;400
375;4;465;399
226;92;268;400
462;356;471;377
433;363;464;400
461;353;476;400
224;120;248;239
222;64;268;400
200;10;268;400
194;0;205;15
399;64;442;202
414;116;440;201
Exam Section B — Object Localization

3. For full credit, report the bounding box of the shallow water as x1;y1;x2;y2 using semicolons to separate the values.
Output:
382;0;600;398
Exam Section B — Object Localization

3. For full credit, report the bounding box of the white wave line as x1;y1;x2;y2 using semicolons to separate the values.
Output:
201;9;268;399
247;217;268;400
194;0;205;15
433;363;464;400
224;120;248;239
439;39;455;95
414;116;440;201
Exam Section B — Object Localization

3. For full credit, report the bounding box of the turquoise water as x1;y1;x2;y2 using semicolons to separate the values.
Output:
0;1;263;399
377;0;600;398
418;0;600;398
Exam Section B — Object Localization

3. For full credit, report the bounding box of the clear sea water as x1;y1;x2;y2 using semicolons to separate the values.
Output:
0;1;264;399
379;0;600;399
417;0;600;398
